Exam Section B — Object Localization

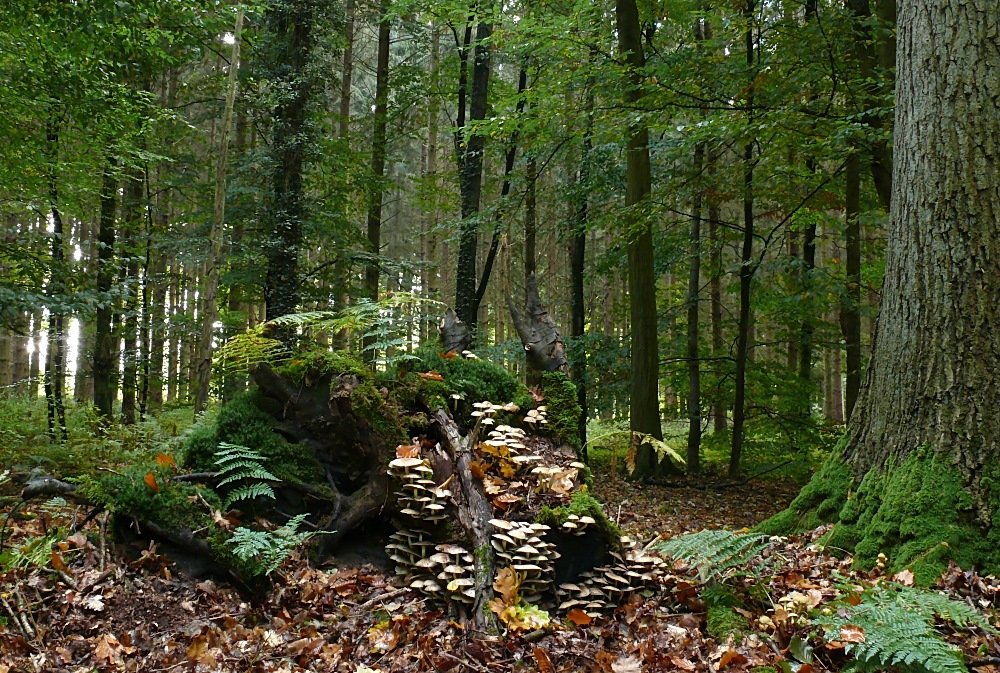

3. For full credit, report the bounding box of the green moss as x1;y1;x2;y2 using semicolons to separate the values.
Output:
410;345;528;411
351;382;407;445
279;350;371;386
536;492;622;540
704;586;749;641
81;465;223;532
539;372;582;452
755;448;854;536
759;443;1000;586
844;448;1000;585
183;392;323;484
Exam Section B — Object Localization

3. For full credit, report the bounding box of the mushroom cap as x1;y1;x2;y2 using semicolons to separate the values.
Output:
436;543;467;555
489;519;514;530
441;564;467;575
389;457;425;468
428;553;451;564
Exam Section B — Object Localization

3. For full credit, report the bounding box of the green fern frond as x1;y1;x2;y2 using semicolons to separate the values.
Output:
816;582;989;673
214;443;278;507
656;529;772;582
226;513;315;576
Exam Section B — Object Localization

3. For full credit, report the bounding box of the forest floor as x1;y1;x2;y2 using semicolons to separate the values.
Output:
1;471;997;673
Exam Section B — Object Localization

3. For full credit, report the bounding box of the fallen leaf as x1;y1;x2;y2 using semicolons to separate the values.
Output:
470;461;487;479
895;568;915;586
395;444;419;459
51;550;69;573
417;370;444;382
533;647;554;673
840;624;866;643
155;453;176;469
83;594;105;612
670;657;696;671
187;634;208;660
144;471;159;494
493;566;520;606
93;633;123;667
566;609;592;626
718;649;747;669
611;654;643;673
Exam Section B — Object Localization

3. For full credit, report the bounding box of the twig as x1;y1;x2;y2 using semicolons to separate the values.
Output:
99;511;108;572
440;651;488;673
0;593;31;639
970;657;1000;668
356;587;411;611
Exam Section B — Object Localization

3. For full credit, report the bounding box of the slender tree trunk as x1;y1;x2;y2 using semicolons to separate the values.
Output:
686;141;705;474
454;18;492;333
166;267;180;404
94;159;117;420
616;0;664;477
571;86;594;457
730;1;756;479
264;0;312;324
708;202;726;434
363;2;391;361
195;8;244;412
119;168;143;425
524;157;537;297
44;120;67;440
841;151;863;420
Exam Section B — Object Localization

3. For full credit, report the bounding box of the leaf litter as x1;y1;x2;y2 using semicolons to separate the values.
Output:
1;474;997;672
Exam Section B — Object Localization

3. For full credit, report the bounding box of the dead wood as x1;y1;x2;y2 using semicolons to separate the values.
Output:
507;273;568;375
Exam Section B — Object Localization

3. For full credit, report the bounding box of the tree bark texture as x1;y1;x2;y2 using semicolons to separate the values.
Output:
94;158;117;420
842;2;1000;513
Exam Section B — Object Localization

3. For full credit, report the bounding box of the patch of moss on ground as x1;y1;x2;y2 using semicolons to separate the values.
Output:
536;492;622;540
183;392;323;484
540;372;582;452
703;585;749;640
755;447;854;536
81;465;222;532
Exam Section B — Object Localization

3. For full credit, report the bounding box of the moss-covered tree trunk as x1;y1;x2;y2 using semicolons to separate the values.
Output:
763;0;1000;583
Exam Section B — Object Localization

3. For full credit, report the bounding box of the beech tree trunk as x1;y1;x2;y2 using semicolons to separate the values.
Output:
842;1;1000;494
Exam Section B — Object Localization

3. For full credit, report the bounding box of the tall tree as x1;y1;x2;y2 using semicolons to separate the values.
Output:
765;0;1000;577
616;0;663;477
194;7;245;413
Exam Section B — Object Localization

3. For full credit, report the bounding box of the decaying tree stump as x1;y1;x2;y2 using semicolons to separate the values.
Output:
439;307;471;354
507;273;568;375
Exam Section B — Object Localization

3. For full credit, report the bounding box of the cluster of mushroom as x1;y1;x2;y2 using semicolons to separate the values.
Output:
557;535;667;617
471;400;520;428
523;405;549;429
387;456;452;522
557;512;597;535
489;519;560;603
388;533;477;604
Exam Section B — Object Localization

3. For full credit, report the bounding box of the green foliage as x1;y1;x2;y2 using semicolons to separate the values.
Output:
656;529;772;583
539;372;582;451
183;392;323;485
0;527;63;571
704;585;750;641
409;345;531;418
214;443;279;509
815;583;989;673
224;513;315;577
79;465;222;533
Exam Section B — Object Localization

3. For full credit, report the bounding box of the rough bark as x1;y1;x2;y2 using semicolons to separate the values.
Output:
842;1;1000;496
686;140;704;474
841;151;863;420
119;168;143;426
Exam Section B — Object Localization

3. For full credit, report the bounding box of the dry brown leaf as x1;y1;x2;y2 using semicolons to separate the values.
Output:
93;633;124;667
611;654;643;673
533;647;554;673
469;461;487;479
51;549;69;573
395;444;420;458
718;649;747;669
417;370;444;382
671;657;696;671
144;471;159;494
894;568;915;586
566;608;592;626
840;624;866;643
493;566;520;606
187;634;208;661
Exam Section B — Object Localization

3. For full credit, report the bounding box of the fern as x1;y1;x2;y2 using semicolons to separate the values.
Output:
656;529;772;582
226;513;315;576
214;443;278;508
0;469;9;487
816;583;990;673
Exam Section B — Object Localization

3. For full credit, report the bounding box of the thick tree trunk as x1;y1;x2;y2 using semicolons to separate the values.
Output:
119;169;143;425
616;0;664;477
841;151;863;420
686;140;704;474
764;1;1000;579
843;2;1000;483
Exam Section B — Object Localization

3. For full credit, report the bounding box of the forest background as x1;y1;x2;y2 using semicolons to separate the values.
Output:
0;0;893;480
